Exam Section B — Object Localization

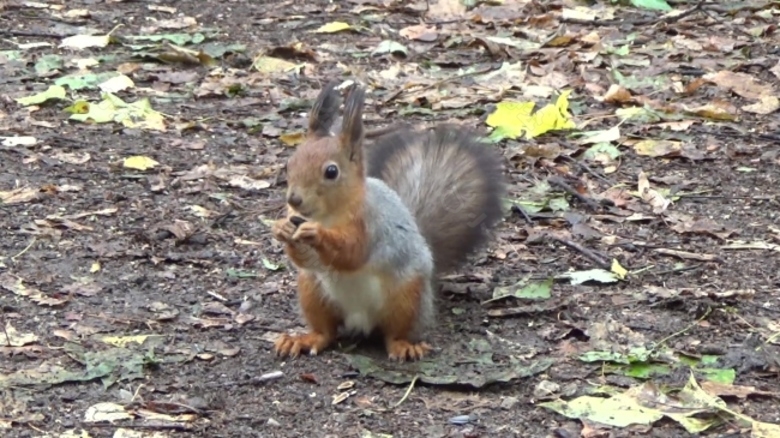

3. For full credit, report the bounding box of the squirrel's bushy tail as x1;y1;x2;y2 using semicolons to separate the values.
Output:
366;126;505;274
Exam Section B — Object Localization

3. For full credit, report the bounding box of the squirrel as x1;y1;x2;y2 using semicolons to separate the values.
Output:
271;81;505;361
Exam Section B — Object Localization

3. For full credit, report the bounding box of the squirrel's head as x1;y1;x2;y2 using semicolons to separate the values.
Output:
284;81;366;225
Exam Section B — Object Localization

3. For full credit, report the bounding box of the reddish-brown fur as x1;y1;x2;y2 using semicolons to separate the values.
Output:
274;271;342;357
379;275;432;361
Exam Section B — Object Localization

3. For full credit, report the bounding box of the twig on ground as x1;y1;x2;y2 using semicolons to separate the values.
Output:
548;177;603;211
654;306;712;348
652;248;723;263
250;370;284;385
550;235;611;270
512;205;533;223
561;155;613;185
11;237;36;260
393;375;418;407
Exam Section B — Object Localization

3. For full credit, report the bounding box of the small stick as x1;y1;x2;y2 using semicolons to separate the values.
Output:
393;374;419;407
548;177;602;211
551;236;611;270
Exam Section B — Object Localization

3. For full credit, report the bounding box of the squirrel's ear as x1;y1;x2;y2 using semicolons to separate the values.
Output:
308;81;342;137
340;85;365;164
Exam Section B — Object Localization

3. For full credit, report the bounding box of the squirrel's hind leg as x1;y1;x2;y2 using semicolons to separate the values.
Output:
379;275;433;362
275;271;341;358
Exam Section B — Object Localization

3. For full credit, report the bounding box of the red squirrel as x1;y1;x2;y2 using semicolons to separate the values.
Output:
271;81;505;361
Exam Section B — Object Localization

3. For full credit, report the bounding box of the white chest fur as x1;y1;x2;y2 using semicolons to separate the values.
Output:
316;270;385;335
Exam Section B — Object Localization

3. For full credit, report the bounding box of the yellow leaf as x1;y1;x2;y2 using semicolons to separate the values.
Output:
486;101;535;139
64;100;90;114
486;91;575;140
90;262;101;273
253;56;299;75
100;334;154;348
123;155;159;171
280;131;305;146
313;21;352;33
753;421;780;438
611;259;627;279
69;93;166;131
685;104;737;121
15;85;67;106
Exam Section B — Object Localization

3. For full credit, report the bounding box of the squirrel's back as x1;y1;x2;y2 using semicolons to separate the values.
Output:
362;177;434;277
366;125;505;274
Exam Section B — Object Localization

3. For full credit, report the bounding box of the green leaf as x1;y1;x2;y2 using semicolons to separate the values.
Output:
583;142;622;161
698;368;735;384
56;72;119;91
34;54;62;76
488;277;553;303
225;269;259;278
624;362;670;379
15;85;67;106
630;0;672;11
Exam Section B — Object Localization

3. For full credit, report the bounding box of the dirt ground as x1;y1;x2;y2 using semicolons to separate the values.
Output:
2;0;780;437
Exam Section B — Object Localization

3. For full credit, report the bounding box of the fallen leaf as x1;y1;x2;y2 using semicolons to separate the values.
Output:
60;34;112;50
704;70;774;101
742;96;780;115
0;187;39;205
15;85;67;106
399;25;438;42
313;22;351;33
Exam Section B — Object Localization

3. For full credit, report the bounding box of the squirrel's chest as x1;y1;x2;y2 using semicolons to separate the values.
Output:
317;271;385;335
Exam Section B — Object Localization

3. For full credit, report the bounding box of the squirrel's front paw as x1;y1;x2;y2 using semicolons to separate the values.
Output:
292;222;322;246
272;218;297;243
274;332;333;358
386;339;433;362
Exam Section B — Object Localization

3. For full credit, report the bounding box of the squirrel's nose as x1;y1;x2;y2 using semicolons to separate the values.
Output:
287;192;303;208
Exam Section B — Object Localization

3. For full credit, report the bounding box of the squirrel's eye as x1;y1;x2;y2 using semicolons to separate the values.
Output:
324;164;339;180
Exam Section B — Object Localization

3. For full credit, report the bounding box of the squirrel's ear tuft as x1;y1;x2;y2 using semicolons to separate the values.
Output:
340;84;365;164
309;81;342;137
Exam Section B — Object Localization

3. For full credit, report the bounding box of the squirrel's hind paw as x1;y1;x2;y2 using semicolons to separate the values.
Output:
274;332;333;358
386;339;432;362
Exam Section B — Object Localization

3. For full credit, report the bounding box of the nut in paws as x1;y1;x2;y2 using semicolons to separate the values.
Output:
272;218;298;243
292;221;322;245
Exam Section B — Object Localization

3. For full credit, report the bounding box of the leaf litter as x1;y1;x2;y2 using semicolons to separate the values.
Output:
1;0;780;436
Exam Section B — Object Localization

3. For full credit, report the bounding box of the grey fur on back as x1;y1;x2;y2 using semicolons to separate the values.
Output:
365;125;505;274
363;177;435;336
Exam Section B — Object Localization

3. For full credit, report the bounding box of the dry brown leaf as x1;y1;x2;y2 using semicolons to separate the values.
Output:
685;104;737;121
704;70;774;101
427;0;466;20
399;24;438;42
0;273;69;307
0;187;39;204
701;381;777;399
602;84;633;104
637;171;670;213
771;60;780;80
657;120;695;131
742;96;780;115
666;212;735;240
